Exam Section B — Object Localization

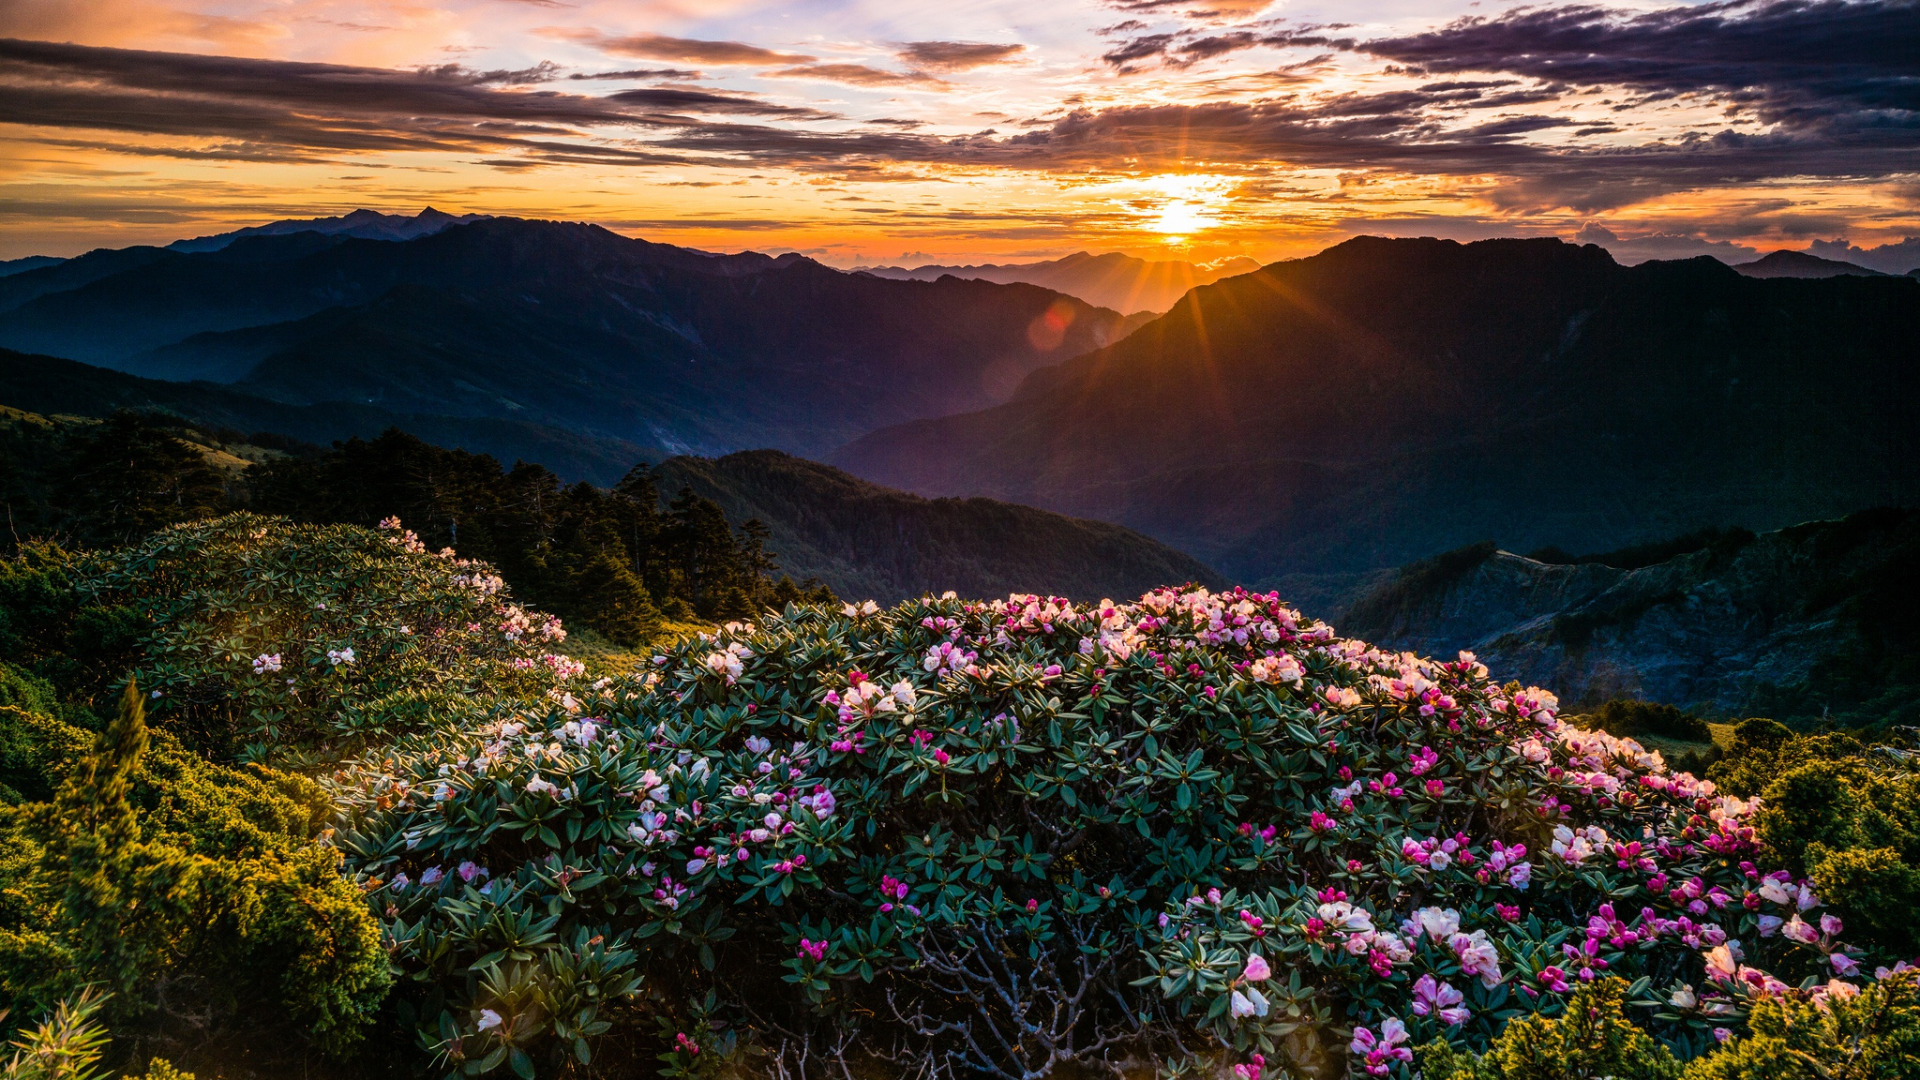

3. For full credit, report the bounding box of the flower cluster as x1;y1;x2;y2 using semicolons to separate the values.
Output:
333;588;1907;1078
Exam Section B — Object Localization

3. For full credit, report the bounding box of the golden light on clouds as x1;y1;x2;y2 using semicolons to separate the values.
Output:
0;0;1911;265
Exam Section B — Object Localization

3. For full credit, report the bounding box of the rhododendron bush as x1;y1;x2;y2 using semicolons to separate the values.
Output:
336;589;1907;1079
80;513;589;762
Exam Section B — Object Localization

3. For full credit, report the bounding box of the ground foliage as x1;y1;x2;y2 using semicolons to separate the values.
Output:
335;588;1915;1079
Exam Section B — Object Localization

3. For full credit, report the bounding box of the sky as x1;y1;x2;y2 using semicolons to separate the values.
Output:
0;0;1916;267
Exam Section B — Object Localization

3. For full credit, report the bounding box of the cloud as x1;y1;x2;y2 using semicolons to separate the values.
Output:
1104;0;1274;21
1806;235;1920;272
569;68;702;81
1570;223;1762;264
607;87;835;119
895;41;1025;71
0;37;749;166
1343;0;1920;135
553;30;814;65
762;63;946;88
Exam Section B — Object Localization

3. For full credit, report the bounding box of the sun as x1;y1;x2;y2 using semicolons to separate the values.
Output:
1133;174;1238;238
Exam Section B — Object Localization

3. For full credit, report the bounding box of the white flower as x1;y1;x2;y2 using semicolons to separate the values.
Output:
327;647;356;666
891;681;917;708
476;1009;503;1032
252;653;282;674
1229;988;1269;1019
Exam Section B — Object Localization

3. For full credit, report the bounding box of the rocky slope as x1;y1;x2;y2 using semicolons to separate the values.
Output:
1330;509;1919;725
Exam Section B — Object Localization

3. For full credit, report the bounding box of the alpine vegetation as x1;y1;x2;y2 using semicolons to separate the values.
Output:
335;586;1914;1078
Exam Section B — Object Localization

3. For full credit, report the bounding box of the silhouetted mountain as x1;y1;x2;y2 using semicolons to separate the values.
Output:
0;346;652;483
1327;509;1920;729
0;217;1135;458
650;450;1225;603
168;206;488;252
0;255;62;279
1734;249;1887;278
836;236;1920;582
855;251;1261;313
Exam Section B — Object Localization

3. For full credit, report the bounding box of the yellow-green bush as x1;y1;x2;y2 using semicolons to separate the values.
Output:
0;686;389;1053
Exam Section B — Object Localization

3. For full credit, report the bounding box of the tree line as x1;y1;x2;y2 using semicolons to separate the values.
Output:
0;411;831;643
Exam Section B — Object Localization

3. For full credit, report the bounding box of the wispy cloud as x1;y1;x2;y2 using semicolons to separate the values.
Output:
895;41;1026;71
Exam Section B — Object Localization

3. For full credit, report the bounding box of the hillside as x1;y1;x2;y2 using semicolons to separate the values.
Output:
0;217;1135;459
0;346;652;484
650;450;1224;603
855;250;1260;314
1328;509;1920;727
837;236;1920;581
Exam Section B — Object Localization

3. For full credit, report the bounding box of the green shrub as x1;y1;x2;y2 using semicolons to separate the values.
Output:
1580;700;1713;744
0;989;111;1080
1421;978;1682;1080
1682;970;1920;1079
1704;725;1920;956
0;685;390;1054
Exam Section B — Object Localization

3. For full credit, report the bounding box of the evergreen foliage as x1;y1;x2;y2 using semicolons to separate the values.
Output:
0;684;389;1054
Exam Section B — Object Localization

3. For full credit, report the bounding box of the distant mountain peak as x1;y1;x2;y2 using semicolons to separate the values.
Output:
850;250;1262;314
1734;249;1887;279
168;206;491;254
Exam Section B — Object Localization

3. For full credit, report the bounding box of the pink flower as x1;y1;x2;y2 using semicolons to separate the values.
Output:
1242;953;1272;982
1412;974;1468;1026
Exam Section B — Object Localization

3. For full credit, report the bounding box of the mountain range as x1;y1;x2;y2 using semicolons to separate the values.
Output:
853;251;1262;314
0;215;1135;465
836;236;1920;582
1325;509;1919;728
1733;249;1892;279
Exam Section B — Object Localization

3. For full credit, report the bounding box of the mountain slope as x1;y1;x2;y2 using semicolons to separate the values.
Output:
0;346;653;484
1734;249;1887;278
855;251;1260;313
0;217;1135;458
836;236;1920;581
649;450;1225;603
1330;509;1920;727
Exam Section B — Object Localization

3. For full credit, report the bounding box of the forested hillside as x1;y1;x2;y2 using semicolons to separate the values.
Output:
650;450;1224;602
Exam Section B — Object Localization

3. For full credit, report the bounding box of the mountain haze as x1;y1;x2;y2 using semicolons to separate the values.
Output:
855;251;1261;314
837;236;1920;582
0;217;1137;459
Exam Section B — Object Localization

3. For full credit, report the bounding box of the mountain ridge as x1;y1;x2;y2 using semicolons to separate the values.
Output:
0;217;1139;460
835;236;1920;581
854;250;1261;314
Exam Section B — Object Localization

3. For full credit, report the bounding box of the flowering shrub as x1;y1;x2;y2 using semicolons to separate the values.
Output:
75;514;590;762
335;589;1909;1078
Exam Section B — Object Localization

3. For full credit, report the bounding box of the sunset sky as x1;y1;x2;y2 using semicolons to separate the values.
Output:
1;0;1915;266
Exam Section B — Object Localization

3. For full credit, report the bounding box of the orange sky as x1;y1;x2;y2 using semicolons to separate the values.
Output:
1;0;1916;265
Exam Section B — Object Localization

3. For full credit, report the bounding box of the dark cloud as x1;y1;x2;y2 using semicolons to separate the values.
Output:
416;61;563;86
1349;0;1920;134
568;68;702;81
0;37;781;167
762;63;946;88
561;32;815;66
896;41;1026;71
607;88;834;119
